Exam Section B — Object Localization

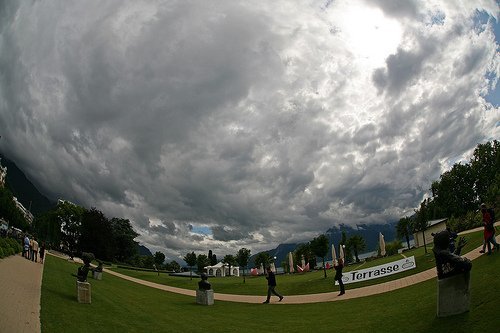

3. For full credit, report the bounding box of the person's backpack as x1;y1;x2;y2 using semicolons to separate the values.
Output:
488;208;496;223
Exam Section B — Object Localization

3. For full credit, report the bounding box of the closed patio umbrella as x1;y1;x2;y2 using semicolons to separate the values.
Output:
379;232;386;256
332;243;337;266
288;252;294;273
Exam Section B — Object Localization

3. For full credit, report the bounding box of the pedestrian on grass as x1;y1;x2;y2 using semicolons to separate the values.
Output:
262;266;284;304
334;258;345;296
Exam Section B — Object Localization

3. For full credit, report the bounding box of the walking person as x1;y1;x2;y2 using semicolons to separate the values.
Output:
23;234;30;259
481;204;499;255
334;258;345;296
39;241;46;264
32;238;39;262
262;266;284;304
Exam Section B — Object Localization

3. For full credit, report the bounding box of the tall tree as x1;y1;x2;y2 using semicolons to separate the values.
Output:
346;235;366;262
222;254;236;276
254;252;271;273
310;234;329;278
110;217;138;263
57;200;85;258
236;248;251;283
413;199;430;254
154;251;166;268
183;251;197;279
396;216;413;250
197;254;210;273
79;207;113;260
294;243;314;268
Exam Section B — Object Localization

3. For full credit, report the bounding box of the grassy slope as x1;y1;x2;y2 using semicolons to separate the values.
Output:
109;230;485;295
41;234;499;333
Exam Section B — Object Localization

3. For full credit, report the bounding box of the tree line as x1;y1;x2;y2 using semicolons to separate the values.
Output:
397;140;500;251
33;200;139;263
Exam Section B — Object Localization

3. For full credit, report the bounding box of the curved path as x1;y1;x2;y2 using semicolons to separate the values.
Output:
102;226;497;304
0;226;495;333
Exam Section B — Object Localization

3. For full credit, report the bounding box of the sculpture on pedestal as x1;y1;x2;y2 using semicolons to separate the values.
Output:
433;231;471;279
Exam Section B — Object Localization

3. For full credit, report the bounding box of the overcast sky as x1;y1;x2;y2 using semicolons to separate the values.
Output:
0;0;498;262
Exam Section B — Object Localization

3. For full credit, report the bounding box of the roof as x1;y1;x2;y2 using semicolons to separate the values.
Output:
428;218;448;227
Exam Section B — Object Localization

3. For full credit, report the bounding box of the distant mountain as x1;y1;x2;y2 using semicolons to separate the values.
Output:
137;244;153;256
0;154;55;216
250;221;399;267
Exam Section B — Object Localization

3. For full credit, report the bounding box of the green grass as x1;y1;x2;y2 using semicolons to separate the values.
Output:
41;245;500;333
108;230;486;295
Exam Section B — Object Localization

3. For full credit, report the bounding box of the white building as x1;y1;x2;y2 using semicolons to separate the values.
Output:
413;218;448;248
0;158;6;188
204;262;240;277
13;196;34;224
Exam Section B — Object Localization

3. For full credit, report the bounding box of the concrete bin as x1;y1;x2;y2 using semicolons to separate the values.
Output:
77;281;92;304
196;289;214;305
437;271;470;317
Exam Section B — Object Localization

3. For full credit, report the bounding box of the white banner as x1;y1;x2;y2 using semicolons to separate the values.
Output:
335;256;416;285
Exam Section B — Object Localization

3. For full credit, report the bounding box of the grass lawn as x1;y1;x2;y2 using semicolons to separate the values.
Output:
108;230;486;295
41;246;499;333
41;249;500;333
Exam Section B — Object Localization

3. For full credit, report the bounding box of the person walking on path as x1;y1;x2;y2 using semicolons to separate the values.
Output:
32;238;39;262
262;266;283;303
481;204;499;255
23;234;30;259
334;258;345;296
39;242;46;264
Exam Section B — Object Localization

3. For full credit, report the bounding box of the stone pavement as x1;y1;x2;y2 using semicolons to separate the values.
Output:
0;226;497;332
0;254;43;333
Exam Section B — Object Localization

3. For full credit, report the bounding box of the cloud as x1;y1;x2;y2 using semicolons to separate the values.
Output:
0;0;498;261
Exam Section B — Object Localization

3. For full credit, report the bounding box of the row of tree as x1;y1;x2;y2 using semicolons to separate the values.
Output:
33;200;139;263
183;248;252;281
397;140;499;252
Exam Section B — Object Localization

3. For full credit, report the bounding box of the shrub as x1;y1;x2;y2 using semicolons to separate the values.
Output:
0;247;4;258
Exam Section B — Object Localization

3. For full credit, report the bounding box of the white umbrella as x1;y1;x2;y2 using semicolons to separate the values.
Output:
301;255;306;269
331;243;337;266
259;263;264;275
339;244;345;263
379;232;386;256
288;252;294;273
270;262;276;273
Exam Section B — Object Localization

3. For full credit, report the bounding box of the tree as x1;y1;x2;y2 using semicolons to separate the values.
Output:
413;199;431;254
254;252;270;273
166;260;180;272
110;217;138;263
346;235;366;262
396;216;413;250
154;251;166;268
294;243;314;268
310;234;329;278
79;207;113;260
183;251;197;279
57;200;85;258
222;254;236;276
196;254;210;273
236;248;251;283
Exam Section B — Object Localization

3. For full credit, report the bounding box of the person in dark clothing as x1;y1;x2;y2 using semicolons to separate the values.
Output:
334;258;345;296
262;267;283;304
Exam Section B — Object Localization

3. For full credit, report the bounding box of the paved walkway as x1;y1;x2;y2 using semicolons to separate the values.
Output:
0;254;44;333
0;225;497;332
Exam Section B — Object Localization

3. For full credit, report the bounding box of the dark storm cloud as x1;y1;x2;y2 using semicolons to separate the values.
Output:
0;0;498;260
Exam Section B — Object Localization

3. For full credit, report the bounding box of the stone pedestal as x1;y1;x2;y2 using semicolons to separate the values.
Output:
437;271;470;317
93;271;102;280
77;281;91;304
196;289;214;305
